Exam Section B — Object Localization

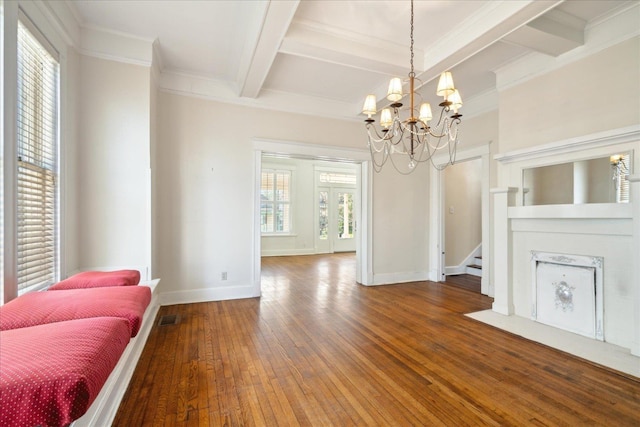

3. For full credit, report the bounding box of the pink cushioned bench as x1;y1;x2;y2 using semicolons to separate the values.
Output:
0;317;131;427
0;285;151;337
48;269;141;290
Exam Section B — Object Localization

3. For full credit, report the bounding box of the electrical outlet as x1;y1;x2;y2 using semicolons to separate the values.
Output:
221;272;227;280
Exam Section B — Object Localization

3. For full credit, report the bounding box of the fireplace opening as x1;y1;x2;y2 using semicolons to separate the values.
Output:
531;251;603;341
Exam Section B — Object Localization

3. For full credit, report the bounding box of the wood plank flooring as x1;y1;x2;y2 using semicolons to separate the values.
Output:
443;273;481;293
114;253;640;426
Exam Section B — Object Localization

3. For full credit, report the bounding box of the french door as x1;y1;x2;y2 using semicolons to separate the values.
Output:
317;188;356;253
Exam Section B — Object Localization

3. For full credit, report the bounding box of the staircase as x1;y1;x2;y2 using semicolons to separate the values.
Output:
466;255;482;277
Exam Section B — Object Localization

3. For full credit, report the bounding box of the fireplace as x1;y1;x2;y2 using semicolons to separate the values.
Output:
531;251;604;341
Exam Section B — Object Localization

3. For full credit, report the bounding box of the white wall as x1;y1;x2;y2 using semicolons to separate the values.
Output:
500;37;640;153
372;165;430;284
77;56;151;275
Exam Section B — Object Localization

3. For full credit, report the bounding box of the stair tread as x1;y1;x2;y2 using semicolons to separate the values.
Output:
467;264;482;269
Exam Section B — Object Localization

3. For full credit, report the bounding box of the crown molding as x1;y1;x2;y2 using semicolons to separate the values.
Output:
159;70;360;123
495;2;640;92
37;0;81;48
494;125;640;164
79;25;154;67
459;88;498;120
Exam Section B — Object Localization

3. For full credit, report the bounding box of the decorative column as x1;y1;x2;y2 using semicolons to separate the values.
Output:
629;174;640;357
490;187;518;315
573;160;589;204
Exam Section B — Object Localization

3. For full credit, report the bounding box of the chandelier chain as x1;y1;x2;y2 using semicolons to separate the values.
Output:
410;0;414;75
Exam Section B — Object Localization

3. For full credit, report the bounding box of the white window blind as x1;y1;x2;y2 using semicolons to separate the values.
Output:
261;170;291;233
16;19;59;292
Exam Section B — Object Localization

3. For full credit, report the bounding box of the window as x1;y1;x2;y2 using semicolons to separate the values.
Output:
318;191;328;240
16;19;59;293
261;169;291;233
319;172;356;185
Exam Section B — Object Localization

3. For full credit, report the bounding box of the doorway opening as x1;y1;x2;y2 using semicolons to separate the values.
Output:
429;143;491;296
252;139;372;297
443;158;482;293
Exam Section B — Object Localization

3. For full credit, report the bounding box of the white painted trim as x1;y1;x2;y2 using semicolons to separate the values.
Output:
359;161;373;286
238;0;299;98
79;25;154;67
628;175;640;356
495;125;640;164
252;138;370;161
3;1;20;305
508;203;633;219
72;281;161;427
490;187;519;194
428;164;444;282
261;248;316;257
159;284;258;306
372;271;430;286
34;0;80;48
160;70;360;123
445;265;467;276
460;89;498;120
253;150;263;298
495;2;640;92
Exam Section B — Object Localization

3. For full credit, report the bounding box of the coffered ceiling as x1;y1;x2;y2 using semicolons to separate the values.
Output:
67;0;634;121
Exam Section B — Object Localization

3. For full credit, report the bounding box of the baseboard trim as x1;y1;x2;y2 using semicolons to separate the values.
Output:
159;284;259;306
369;271;429;286
261;248;316;257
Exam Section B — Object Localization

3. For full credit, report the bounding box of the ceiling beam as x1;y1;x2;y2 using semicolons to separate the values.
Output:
416;0;565;87
238;0;300;99
503;8;585;57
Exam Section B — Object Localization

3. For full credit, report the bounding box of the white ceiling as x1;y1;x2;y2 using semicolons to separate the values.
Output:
68;0;633;121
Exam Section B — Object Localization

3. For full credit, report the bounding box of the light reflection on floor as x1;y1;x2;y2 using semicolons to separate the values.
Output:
260;253;358;315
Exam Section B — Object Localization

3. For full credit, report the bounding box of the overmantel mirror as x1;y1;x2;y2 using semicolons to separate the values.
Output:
522;151;632;206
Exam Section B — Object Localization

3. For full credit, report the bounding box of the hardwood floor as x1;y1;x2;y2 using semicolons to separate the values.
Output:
443;273;481;293
114;253;640;426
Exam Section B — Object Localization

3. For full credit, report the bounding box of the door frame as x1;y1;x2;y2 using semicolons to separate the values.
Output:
429;143;492;295
252;138;373;294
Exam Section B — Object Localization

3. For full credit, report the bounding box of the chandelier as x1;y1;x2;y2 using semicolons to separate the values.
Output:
362;0;463;174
